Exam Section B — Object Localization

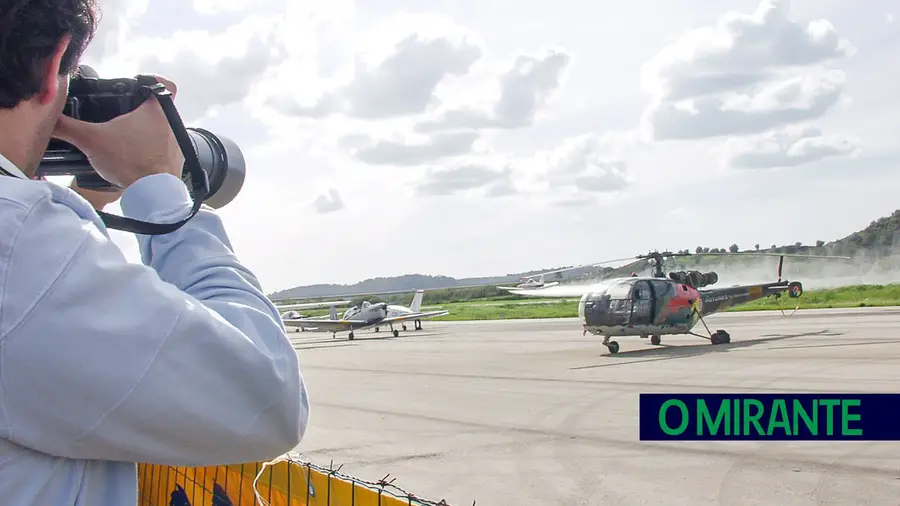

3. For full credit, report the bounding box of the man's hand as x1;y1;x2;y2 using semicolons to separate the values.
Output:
51;75;185;189
69;178;123;211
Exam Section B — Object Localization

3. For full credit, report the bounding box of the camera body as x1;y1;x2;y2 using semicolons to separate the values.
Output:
37;66;245;210
40;70;156;189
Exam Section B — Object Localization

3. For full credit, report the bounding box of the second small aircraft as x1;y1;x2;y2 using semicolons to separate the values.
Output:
283;290;450;339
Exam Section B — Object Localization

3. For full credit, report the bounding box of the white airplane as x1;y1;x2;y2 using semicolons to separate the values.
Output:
497;273;560;291
283;290;450;340
372;290;447;333
497;257;643;292
276;299;352;332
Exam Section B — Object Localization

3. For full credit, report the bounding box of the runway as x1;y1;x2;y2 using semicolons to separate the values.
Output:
289;307;900;506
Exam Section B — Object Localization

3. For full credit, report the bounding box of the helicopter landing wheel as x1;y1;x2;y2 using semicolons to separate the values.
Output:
393;329;399;337
710;330;730;345
650;334;661;346
606;341;620;354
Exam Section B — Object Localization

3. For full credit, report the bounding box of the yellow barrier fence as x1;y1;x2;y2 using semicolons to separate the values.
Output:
138;455;459;506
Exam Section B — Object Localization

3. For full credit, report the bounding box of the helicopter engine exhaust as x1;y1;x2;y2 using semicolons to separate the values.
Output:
668;270;718;288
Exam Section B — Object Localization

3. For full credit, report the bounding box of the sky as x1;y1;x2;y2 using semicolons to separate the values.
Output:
73;0;900;292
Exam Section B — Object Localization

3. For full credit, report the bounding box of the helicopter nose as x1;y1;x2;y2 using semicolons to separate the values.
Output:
578;291;617;327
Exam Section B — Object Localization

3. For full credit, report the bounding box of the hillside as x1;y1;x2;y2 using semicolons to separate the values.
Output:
267;266;605;300
269;209;900;301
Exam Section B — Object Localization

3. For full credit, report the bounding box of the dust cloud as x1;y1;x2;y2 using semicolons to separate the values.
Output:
538;253;900;293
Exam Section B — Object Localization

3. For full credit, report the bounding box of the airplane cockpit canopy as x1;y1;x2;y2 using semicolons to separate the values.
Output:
343;306;359;319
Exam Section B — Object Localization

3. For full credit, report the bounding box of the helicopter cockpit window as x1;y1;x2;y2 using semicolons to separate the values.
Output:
600;279;636;325
605;279;636;300
651;280;674;298
631;280;653;300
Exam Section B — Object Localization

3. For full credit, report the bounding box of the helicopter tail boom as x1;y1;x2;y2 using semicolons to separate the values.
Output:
699;280;802;316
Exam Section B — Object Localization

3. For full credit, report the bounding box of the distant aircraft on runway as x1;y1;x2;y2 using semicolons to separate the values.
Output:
497;259;637;291
372;289;446;333
497;272;560;291
275;299;352;332
284;289;450;340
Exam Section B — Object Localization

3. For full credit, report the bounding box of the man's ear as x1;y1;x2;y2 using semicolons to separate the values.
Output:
37;34;73;106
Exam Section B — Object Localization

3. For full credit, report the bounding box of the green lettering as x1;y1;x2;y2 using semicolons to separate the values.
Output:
733;397;740;435
767;399;792;436
659;399;689;436
820;399;840;436
698;399;730;435
743;399;765;435
792;399;818;436
841;399;862;436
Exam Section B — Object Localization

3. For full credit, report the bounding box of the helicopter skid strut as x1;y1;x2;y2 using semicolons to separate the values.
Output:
692;308;731;345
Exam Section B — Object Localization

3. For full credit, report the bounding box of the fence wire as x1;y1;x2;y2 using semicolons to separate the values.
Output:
138;454;465;506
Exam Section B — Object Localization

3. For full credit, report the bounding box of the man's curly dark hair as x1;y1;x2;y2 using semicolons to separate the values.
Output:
0;0;99;109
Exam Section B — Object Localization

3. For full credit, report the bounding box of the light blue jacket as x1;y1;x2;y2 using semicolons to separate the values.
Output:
0;159;309;505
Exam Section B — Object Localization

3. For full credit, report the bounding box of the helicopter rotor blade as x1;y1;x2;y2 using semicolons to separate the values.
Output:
663;251;851;260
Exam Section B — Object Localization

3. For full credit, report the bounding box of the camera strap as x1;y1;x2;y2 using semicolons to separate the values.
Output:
95;79;210;235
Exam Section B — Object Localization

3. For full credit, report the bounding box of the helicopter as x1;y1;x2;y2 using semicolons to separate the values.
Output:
508;250;850;354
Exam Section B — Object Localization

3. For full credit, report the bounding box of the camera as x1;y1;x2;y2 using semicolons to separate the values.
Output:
37;65;246;210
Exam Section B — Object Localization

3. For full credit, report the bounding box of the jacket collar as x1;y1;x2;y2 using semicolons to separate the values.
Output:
0;152;29;179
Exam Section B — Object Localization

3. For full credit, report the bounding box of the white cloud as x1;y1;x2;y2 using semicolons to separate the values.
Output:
416;164;515;197
645;69;846;140
639;0;854;144
345;131;482;166
81;0;150;63
263;14;483;120
75;0;900;291
313;189;345;213
414;48;571;132
191;0;255;15
725;124;860;169
532;133;633;195
640;0;854;102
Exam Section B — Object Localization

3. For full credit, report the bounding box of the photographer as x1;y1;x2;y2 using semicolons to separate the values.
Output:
0;1;308;504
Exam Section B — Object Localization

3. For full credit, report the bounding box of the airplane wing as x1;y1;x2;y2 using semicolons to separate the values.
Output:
379;310;450;325
275;300;352;311
282;318;367;332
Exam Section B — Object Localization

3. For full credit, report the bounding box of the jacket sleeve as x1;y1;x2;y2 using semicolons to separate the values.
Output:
0;174;309;466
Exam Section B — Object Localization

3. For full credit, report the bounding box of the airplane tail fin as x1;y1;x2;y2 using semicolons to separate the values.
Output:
330;305;338;320
410;290;425;312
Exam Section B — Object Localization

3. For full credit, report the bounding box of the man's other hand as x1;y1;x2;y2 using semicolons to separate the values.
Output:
51;75;185;189
69;178;123;211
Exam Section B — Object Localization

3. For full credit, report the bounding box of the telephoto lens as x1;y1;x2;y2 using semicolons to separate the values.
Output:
186;128;246;209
